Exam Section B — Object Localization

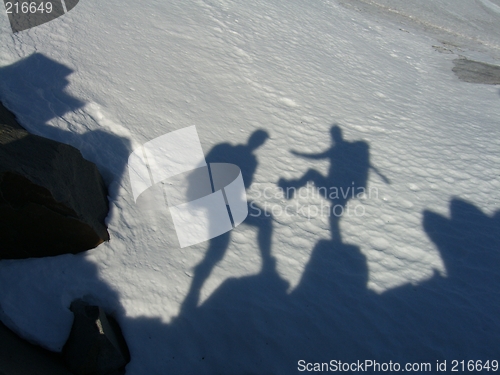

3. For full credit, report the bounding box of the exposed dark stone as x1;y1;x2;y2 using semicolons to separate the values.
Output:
63;300;130;375
452;58;500;85
0;103;109;259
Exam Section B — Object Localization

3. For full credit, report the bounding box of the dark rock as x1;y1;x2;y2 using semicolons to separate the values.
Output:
452;58;500;85
63;300;130;375
0;102;109;259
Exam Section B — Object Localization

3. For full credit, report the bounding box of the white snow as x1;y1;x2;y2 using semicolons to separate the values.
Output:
0;0;499;373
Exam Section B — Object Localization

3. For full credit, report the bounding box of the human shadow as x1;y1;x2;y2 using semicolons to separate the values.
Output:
125;126;386;373
4;54;499;373
278;125;388;241
125;128;500;373
180;130;286;313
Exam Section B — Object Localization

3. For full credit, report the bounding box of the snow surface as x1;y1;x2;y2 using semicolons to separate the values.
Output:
0;0;499;373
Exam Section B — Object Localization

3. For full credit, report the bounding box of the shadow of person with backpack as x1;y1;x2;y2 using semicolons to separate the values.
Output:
278;125;388;242
180;130;287;312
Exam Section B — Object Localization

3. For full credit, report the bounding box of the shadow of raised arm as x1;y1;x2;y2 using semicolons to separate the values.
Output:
369;163;391;184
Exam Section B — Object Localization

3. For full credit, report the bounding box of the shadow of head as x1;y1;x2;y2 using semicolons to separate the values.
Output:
247;129;269;150
330;124;343;143
0;53;84;125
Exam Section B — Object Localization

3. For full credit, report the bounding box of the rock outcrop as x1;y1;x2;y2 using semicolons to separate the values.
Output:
0;102;109;259
63;300;130;375
452;58;500;85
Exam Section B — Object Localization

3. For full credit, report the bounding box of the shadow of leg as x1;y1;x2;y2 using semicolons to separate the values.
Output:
181;232;231;313
278;170;327;199
244;202;276;274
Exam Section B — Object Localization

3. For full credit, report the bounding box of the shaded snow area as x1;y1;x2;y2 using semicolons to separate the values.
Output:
1;0;500;373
